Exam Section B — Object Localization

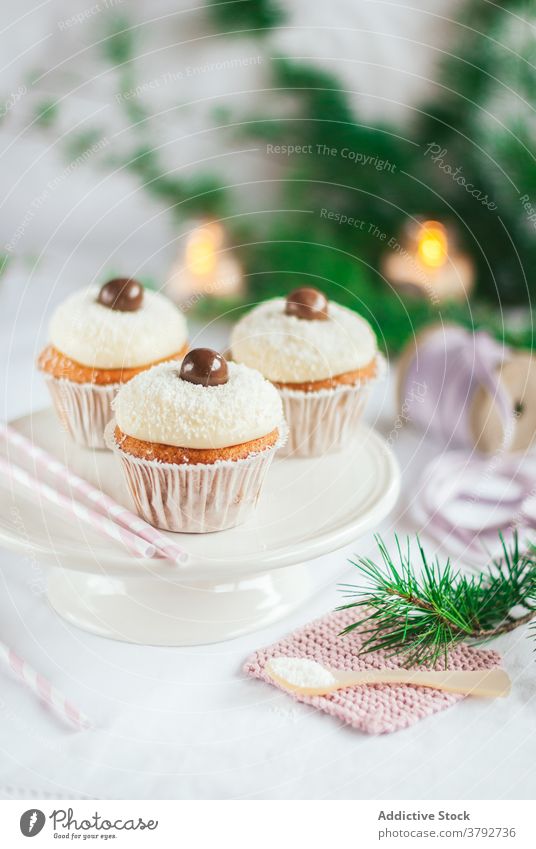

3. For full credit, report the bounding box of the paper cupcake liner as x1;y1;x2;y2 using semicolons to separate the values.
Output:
278;354;386;457
44;375;118;450
106;422;287;533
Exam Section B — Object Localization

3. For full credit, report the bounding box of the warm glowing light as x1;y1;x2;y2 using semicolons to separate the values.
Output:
185;222;224;276
417;220;448;269
167;219;244;302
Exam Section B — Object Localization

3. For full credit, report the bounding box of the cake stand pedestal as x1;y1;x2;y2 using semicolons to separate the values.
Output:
46;563;311;646
0;409;400;646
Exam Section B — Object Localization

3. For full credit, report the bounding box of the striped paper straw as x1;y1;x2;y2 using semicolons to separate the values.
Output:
1;422;188;564
0;455;156;559
0;641;92;731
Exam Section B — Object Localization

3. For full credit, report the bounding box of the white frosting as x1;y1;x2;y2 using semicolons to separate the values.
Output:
49;286;188;369
113;360;283;449
230;298;377;382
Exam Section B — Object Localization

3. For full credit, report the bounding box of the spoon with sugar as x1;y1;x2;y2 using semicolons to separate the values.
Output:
265;657;511;698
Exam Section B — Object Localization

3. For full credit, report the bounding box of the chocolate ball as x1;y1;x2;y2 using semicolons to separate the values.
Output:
179;348;229;387
285;287;329;320
97;278;144;312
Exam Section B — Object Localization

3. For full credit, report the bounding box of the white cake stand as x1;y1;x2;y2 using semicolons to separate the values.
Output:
0;409;400;646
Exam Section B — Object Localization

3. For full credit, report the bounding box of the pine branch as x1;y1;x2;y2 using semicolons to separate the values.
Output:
338;533;536;668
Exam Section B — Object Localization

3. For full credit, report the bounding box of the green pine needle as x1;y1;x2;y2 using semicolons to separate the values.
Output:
338;533;536;668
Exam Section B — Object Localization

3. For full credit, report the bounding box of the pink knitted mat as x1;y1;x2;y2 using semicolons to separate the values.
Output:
244;608;501;734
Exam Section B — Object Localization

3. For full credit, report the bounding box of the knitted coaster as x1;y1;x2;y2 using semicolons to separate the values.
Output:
244;608;502;734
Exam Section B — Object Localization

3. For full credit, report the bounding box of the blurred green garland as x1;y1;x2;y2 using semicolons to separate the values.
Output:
204;0;534;350
418;0;536;307
21;0;535;352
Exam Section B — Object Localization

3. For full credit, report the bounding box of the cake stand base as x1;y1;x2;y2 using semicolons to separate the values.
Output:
46;563;312;646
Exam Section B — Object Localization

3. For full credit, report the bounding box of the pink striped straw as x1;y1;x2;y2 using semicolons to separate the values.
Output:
0;641;92;731
0;455;157;559
1;422;188;564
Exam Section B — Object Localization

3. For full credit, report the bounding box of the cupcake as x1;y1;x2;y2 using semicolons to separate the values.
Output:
230;287;381;456
106;348;286;533
38;278;188;449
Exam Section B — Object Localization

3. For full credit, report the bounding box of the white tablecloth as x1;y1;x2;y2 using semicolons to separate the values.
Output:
1;268;535;801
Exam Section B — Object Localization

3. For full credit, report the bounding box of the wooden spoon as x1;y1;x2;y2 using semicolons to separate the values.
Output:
265;657;511;698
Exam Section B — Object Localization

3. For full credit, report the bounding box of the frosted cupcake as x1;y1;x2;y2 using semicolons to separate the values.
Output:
107;349;286;533
38;278;188;449
230;287;380;456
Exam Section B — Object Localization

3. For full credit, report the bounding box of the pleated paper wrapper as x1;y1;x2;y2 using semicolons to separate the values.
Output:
43;375;118;450
278;354;386;457
106;422;287;533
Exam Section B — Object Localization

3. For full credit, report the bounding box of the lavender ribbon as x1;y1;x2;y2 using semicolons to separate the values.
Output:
403;326;515;450
413;451;536;563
